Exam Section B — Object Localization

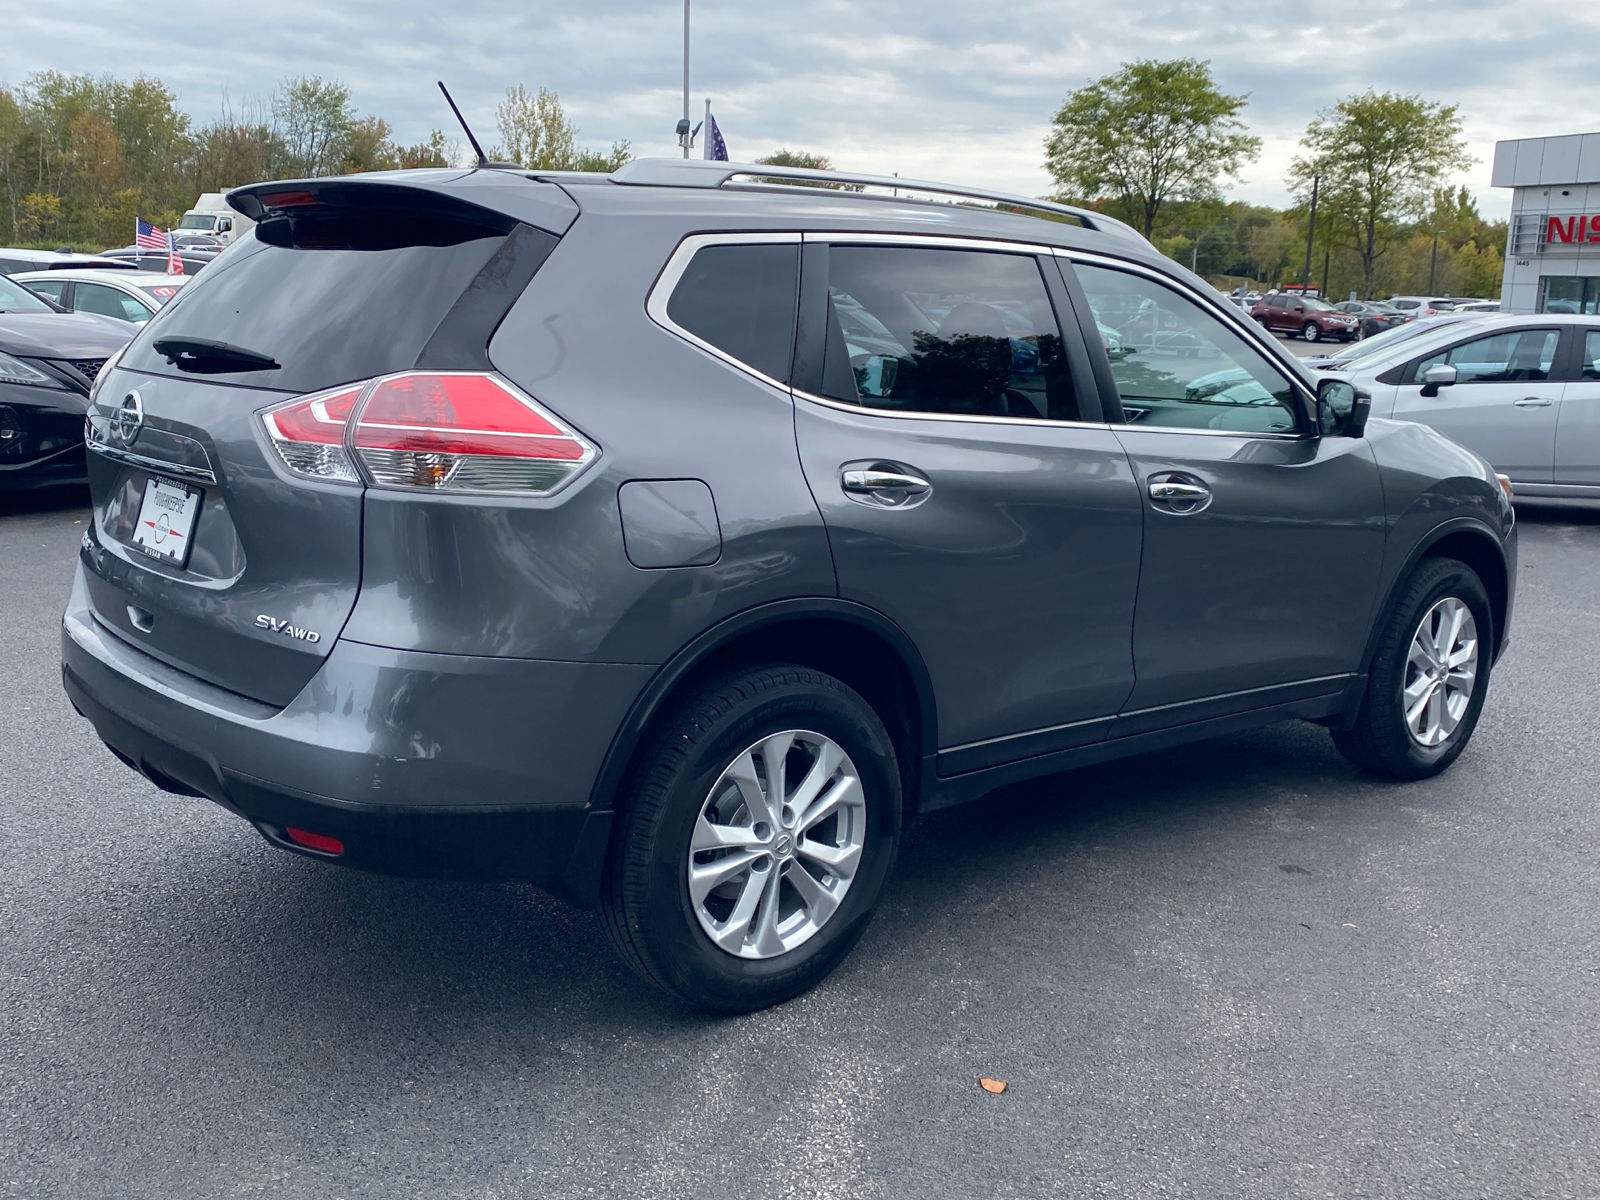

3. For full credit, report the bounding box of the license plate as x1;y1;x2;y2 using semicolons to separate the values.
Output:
131;475;201;566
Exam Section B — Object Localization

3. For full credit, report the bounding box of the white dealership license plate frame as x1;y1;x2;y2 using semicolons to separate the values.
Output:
130;474;201;567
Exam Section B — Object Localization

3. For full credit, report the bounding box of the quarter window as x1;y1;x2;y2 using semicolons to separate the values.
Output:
818;246;1079;421
1408;329;1558;384
1584;331;1600;381
665;243;799;384
1072;262;1301;434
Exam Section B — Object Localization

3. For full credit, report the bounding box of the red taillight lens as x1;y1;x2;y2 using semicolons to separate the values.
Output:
259;373;595;495
261;385;363;482
351;372;594;493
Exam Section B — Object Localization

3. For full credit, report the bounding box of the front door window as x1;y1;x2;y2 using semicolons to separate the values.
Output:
1072;263;1302;434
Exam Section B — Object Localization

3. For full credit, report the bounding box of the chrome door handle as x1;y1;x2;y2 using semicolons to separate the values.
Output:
841;469;929;493
1514;396;1554;407
1148;480;1210;501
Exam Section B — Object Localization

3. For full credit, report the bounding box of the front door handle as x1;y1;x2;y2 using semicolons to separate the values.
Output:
1514;396;1554;407
1148;480;1209;502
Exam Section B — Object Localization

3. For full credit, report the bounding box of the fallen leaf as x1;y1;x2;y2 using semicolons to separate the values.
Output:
979;1077;1007;1094
1299;923;1312;930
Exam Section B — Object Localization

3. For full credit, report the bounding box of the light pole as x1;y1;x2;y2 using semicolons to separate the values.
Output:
1301;175;1319;292
679;0;691;157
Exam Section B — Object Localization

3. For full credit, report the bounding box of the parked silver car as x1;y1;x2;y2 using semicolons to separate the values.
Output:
1325;312;1600;498
14;268;188;324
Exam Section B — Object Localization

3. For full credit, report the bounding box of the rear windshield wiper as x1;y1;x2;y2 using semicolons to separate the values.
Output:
152;337;281;374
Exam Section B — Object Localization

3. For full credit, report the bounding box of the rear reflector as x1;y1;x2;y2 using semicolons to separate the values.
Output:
284;826;345;855
259;372;595;495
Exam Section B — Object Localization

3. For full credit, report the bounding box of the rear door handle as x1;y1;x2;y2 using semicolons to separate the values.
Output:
841;469;930;493
1146;471;1212;515
1514;396;1554;407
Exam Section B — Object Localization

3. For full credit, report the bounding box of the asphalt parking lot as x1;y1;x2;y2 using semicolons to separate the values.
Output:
3;484;1598;1200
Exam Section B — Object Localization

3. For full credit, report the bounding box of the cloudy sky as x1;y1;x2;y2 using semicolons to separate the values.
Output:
13;0;1600;217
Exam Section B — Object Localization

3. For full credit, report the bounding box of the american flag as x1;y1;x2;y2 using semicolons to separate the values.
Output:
135;219;167;249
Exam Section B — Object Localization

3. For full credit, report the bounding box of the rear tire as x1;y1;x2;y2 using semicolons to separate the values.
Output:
1332;557;1493;780
599;664;901;1013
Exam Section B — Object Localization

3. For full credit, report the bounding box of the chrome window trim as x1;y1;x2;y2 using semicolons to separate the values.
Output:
645;231;801;394
803;230;1059;255
793;387;1113;432
1055;247;1319;434
85;440;218;484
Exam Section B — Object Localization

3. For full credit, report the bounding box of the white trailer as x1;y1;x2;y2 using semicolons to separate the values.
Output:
176;191;255;244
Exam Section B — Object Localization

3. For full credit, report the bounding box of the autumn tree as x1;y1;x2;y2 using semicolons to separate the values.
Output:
1045;58;1260;238
270;76;356;177
494;85;630;172
1289;91;1473;297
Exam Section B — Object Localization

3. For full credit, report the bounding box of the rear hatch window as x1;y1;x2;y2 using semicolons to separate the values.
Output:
120;185;519;393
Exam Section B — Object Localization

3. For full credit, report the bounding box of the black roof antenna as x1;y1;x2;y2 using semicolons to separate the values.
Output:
437;81;492;169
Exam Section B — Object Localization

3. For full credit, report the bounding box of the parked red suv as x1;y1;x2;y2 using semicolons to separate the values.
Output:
1250;293;1359;342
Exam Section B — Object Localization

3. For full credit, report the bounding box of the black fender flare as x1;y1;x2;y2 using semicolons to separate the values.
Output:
585;596;939;816
1358;515;1511;681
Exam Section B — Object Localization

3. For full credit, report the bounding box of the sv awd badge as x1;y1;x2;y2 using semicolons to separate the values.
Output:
255;614;322;643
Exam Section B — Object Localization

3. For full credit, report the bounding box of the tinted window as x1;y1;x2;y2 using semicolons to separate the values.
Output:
118;210;513;392
1073;262;1300;434
1409;329;1558;383
24;278;66;303
1585;331;1600;380
665;243;799;383
819;247;1078;421
76;282;151;323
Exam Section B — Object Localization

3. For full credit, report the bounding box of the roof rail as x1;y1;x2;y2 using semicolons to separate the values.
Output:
608;158;1147;244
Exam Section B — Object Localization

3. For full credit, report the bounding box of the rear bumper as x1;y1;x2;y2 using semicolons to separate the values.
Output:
60;567;653;904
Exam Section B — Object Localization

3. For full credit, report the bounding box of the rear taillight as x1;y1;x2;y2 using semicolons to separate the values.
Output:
259;372;596;495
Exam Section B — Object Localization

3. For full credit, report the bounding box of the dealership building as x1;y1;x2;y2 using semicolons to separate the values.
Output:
1494;131;1600;314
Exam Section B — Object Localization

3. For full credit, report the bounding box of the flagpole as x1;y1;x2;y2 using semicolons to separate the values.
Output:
682;0;690;159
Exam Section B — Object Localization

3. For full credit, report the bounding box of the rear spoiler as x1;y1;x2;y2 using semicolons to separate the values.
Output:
227;172;579;238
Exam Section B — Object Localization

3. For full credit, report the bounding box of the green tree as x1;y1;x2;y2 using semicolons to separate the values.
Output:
271;76;355;177
1044;58;1260;238
342;115;398;173
1289;91;1473;298
495;85;630;172
757;149;834;170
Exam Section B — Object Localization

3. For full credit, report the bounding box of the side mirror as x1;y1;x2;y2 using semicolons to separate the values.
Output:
1420;363;1458;397
1318;378;1371;438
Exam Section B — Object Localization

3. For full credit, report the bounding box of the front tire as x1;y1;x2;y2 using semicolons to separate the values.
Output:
1332;557;1493;779
1302;321;1322;342
599;664;901;1012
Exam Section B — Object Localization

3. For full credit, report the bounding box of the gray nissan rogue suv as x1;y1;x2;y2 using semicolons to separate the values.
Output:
61;158;1517;1011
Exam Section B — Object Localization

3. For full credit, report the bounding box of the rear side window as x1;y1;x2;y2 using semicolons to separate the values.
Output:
664;243;799;384
1584;331;1600;380
118;204;519;393
818;246;1079;421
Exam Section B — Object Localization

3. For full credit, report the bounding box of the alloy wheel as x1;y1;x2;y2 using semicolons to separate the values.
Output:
687;730;867;959
1403;597;1479;747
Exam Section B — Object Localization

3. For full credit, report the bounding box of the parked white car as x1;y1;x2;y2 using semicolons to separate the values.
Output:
13;269;188;324
1327;312;1600;498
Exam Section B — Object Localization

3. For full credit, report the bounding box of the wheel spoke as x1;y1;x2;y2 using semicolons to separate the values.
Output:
692;815;764;853
796;836;862;880
797;774;861;836
1403;672;1434;708
786;739;843;822
1445;638;1477;670
787;863;840;924
724;749;780;829
711;868;768;953
688;848;761;905
1425;686;1446;743
748;868;786;957
1409;637;1440;673
1405;681;1436;732
755;732;794;820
